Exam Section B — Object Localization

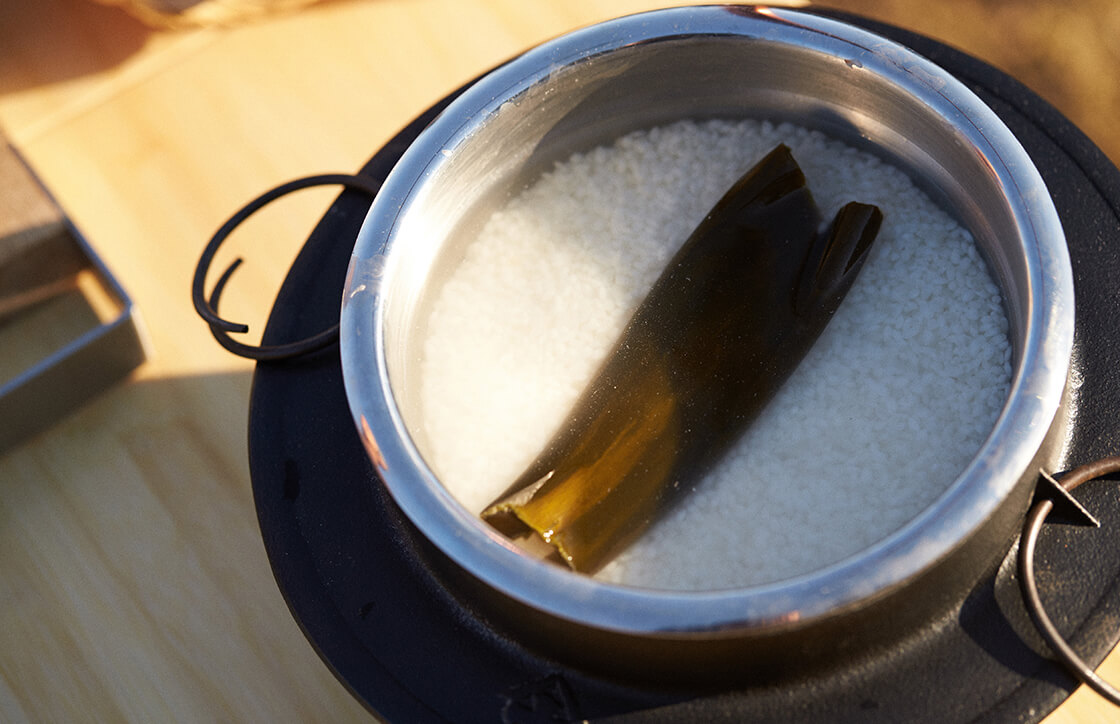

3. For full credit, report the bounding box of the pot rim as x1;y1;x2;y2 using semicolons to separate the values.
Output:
339;4;1074;637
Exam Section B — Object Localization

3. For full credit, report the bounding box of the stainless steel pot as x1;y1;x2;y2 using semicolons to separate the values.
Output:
339;4;1074;681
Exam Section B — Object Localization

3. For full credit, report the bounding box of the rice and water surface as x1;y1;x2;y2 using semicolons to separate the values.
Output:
416;119;1012;591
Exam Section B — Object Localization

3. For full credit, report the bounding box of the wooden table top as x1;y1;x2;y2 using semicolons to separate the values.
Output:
1;0;1117;721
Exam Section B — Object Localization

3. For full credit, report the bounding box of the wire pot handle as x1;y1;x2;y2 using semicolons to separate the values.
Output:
1019;456;1120;706
191;173;381;361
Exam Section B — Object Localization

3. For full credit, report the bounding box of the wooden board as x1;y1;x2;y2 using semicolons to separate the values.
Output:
0;0;1117;721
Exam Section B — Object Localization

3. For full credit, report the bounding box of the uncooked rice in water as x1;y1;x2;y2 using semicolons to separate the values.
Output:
416;119;1012;590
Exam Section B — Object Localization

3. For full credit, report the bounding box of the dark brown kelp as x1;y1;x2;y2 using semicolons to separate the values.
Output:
482;144;883;573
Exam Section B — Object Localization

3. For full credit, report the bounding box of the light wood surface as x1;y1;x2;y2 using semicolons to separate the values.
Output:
1;0;1117;721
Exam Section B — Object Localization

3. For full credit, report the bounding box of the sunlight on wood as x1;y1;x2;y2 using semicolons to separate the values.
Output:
0;0;1117;720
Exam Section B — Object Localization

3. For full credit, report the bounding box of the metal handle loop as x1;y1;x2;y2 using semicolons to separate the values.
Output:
1018;456;1120;706
191;173;381;361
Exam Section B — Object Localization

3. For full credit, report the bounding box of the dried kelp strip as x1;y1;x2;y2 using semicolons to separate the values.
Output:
483;144;883;572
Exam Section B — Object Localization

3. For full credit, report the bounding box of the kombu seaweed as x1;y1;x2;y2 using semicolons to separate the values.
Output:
482;144;883;573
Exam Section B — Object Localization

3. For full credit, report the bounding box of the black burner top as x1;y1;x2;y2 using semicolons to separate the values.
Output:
245;12;1120;723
